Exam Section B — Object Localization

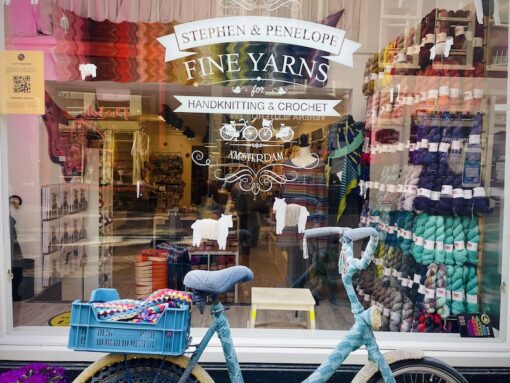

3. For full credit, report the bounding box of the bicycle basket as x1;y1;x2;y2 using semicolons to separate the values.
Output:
68;288;191;356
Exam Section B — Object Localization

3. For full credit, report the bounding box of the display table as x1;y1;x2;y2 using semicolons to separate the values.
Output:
249;287;316;330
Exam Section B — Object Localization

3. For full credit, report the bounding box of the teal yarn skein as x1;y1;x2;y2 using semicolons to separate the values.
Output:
434;216;446;264
452;216;468;265
465;265;479;313
400;212;415;258
446;265;455;313
443;216;455;266
451;265;466;315
464;217;480;266
412;214;428;264
435;264;450;319
421;215;437;265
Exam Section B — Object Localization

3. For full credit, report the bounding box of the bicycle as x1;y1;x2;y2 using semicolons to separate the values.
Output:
258;118;294;142
70;227;468;383
219;119;258;141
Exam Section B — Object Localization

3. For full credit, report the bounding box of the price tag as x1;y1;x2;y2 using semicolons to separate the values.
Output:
429;142;439;152
417;188;432;198
421;139;429;148
441;185;453;196
467;294;478;304
364;294;370;302
444;244;454;252
383;308;390;317
397;184;404;193
424;240;435;250
397;271;403;280
415;236;425;246
451;140;463;151
373;181;380;189
467;241;478;251
384;267;392;276
436;288;446;298
454;241;466;250
473;187;486;197
391;311;400;320
464;91;474;101
414;273;421;283
473;88;484;99
436;241;444;251
408;185;418;194
431;191;440;201
439;142;450;153
387;184;396;193
392;269;398;277
450;88;460;98
453;290;465;301
464;189;473;200
439;85;449;96
453;188;464;198
428;89;439;99
418;285;426;294
403;230;413;240
469;135;481;145
425;288;436;299
379;183;386;192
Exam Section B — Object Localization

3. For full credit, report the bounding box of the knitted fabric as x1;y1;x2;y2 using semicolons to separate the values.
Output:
93;288;192;323
465;265;479;314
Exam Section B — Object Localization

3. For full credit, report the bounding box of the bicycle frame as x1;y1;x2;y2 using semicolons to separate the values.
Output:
179;228;396;383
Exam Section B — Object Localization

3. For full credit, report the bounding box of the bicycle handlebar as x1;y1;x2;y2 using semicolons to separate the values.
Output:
343;227;378;242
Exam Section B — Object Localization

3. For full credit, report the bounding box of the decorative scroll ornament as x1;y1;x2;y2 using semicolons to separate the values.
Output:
191;150;319;195
220;0;301;11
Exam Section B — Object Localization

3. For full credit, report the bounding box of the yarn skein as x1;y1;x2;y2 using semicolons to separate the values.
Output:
451;265;466;315
464;217;480;265
435;264;450;319
465;265;479;314
443;216;455;266
434;215;446;264
452;216;468;265
421;215;437;265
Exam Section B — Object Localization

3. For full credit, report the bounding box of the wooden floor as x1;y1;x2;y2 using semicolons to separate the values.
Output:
13;224;354;330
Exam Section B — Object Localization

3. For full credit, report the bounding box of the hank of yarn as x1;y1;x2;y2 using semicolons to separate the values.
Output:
452;216;467;265
465;265;479;314
435;264;450;319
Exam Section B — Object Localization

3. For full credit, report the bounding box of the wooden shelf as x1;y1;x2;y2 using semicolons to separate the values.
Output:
436;16;471;22
486;64;508;72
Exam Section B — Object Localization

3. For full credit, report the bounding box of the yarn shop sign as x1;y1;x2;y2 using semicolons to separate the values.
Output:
157;16;357;194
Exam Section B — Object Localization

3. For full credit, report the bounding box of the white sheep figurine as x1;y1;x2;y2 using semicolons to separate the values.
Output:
79;63;97;80
272;197;309;235
191;214;233;250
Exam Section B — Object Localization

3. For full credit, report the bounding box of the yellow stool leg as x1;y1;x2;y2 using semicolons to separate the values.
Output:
250;306;257;328
308;307;316;330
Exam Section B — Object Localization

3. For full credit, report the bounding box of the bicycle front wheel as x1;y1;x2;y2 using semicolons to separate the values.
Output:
73;354;214;383
366;357;468;383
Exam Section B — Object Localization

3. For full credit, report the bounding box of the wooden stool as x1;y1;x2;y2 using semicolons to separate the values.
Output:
249;287;316;330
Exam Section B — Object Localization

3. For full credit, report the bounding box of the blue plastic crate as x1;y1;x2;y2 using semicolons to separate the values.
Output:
68;288;191;356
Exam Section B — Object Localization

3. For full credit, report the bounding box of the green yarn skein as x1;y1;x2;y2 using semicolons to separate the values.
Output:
464;217;480;266
452;216;468;265
465;265;479;314
434;216;446;264
446;265;455;313
443;217;455;266
451;265;466;315
412;214;428;264
421;215;438;265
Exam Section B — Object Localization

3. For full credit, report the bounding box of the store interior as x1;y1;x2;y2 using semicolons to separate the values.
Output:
5;0;508;335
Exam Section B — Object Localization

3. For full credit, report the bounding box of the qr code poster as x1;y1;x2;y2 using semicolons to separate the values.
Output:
0;51;44;115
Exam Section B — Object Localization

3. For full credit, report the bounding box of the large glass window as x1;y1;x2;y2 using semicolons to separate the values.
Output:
3;0;508;338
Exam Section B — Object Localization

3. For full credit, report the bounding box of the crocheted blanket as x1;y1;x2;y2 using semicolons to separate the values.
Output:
93;289;192;323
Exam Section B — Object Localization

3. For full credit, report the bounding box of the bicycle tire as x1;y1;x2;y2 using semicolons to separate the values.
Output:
73;354;214;383
366;357;468;383
219;126;236;141
242;126;258;141
258;127;273;141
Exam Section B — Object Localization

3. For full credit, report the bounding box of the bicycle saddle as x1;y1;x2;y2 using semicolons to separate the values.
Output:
184;266;254;294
